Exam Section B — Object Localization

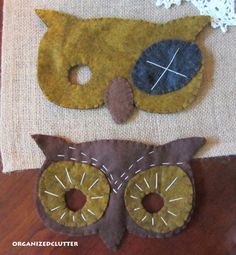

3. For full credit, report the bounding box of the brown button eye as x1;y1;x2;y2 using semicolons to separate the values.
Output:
142;193;164;213
65;188;87;212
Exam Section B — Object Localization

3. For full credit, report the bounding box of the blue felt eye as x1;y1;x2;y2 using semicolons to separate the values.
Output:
131;40;202;95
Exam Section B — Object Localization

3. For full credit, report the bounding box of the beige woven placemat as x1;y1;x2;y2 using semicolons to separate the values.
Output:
1;0;236;173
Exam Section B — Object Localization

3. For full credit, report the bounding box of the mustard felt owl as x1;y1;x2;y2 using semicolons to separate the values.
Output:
36;10;210;123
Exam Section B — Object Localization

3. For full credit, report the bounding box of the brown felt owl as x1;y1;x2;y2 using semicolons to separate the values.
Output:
36;10;210;124
33;134;206;250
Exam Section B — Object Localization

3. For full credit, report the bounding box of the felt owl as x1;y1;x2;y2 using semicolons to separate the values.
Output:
36;10;210;124
33;134;206;250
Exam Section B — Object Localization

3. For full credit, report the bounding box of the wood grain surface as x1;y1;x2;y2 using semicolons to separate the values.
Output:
0;1;236;255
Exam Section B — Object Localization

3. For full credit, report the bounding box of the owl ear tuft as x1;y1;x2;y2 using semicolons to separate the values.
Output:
32;134;68;159
35;9;78;28
161;137;207;163
165;16;211;41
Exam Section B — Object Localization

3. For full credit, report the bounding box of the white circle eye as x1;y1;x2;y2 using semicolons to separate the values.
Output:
69;65;92;85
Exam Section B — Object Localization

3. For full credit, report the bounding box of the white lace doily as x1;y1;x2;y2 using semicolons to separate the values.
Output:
155;0;236;32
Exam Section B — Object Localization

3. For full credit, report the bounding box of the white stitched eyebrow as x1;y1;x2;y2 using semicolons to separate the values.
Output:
69;146;76;150
117;183;123;190
176;162;185;165
135;169;142;174
102;165;108;171
124;176;129;181
162;162;171;165
111;146;183;187
100;168;106;175
128;164;134;170
136;156;144;162
57;155;65;158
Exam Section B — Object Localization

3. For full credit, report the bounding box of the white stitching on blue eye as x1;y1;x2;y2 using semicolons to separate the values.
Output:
147;48;188;91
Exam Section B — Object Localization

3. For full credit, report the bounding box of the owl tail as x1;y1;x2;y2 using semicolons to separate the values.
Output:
104;77;134;124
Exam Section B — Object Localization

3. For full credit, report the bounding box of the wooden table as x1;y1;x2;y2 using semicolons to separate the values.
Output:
0;2;235;255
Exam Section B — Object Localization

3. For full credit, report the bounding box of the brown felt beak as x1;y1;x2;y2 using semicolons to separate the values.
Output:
104;77;135;124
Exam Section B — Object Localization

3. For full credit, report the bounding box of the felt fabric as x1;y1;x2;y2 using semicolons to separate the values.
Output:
36;9;209;113
104;77;134;124
33;134;205;250
134;67;203;113
132;40;202;95
125;166;193;234
2;0;236;173
39;161;110;227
